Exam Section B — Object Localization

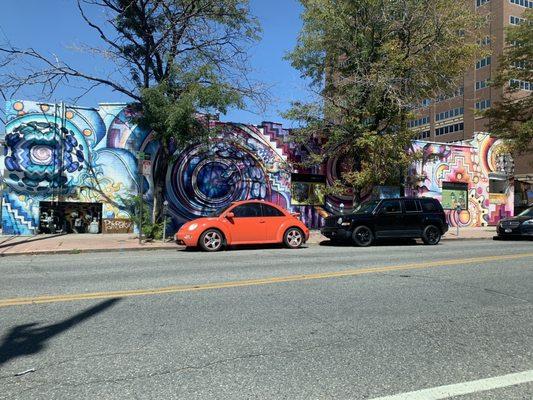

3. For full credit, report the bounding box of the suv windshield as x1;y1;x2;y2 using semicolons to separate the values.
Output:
517;206;533;218
353;200;380;214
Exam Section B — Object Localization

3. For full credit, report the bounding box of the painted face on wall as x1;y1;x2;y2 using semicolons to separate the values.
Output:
3;121;86;194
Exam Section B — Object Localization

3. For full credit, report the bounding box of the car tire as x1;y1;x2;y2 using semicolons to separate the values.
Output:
352;226;374;247
284;227;304;249
199;229;225;252
422;225;441;245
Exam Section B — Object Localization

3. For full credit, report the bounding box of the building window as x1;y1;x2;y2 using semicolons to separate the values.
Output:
476;0;490;6
408;116;430;128
417;130;430;140
475;99;491;110
509;0;533;8
476;56;492;69
436;107;464;122
478;36;492;46
435;122;464;136
509;79;532;91
510;15;526;25
476;79;489;90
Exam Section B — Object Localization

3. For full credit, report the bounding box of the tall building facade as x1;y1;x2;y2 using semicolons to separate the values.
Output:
411;0;532;184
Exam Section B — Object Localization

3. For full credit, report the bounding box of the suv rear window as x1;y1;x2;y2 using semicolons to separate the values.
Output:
421;199;442;212
404;199;420;212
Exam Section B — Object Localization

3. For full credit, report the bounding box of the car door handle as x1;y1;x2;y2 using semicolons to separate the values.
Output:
259;220;266;223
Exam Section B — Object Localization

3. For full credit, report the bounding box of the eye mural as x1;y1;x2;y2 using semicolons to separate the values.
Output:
4;121;86;194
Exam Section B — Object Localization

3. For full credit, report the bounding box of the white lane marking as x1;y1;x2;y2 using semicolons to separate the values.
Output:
369;370;533;400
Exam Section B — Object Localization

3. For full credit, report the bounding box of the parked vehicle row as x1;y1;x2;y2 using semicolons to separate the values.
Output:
175;197;452;251
175;198;531;252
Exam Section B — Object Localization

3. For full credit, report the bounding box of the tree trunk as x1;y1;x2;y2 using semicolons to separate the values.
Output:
151;144;170;224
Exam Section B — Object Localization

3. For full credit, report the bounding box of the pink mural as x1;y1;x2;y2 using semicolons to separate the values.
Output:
407;134;514;227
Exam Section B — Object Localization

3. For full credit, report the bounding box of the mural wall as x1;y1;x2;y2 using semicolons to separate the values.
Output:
1;100;292;235
407;135;514;227
1;100;513;235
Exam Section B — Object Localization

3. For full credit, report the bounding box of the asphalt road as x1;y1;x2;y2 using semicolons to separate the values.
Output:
0;240;532;399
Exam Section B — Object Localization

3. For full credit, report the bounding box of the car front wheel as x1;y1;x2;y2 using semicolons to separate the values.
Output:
352;226;374;247
199;229;224;252
422;225;441;245
284;227;304;249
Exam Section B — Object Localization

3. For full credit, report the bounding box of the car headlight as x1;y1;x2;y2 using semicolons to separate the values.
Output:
523;219;533;225
188;223;198;231
337;217;350;227
337;217;343;225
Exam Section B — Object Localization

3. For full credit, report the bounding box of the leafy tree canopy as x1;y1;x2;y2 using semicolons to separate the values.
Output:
285;0;486;202
484;9;532;154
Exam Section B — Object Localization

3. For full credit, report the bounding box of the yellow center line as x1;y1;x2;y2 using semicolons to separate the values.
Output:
1;252;532;308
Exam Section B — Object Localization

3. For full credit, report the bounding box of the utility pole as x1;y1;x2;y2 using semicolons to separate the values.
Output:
162;200;169;242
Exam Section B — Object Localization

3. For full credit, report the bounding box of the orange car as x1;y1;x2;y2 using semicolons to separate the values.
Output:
175;200;310;251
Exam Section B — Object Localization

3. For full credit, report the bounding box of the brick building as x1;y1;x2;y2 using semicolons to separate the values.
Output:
411;0;532;208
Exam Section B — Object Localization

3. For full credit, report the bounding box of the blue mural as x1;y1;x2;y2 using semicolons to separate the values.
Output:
1;100;293;235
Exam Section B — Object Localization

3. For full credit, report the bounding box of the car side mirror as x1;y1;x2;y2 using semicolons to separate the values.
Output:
226;212;235;219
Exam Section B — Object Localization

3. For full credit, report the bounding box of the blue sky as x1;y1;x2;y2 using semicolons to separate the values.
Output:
0;0;309;127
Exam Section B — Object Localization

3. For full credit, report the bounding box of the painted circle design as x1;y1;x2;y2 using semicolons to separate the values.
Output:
13;102;24;111
166;140;268;219
29;145;54;165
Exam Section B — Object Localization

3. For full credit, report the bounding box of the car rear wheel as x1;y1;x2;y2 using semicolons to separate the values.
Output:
199;229;224;252
284;227;304;249
352;226;374;247
422;225;441;245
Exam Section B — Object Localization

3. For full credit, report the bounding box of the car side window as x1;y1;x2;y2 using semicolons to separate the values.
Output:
404;199;420;213
421;201;437;212
380;200;401;214
232;203;263;218
262;204;284;217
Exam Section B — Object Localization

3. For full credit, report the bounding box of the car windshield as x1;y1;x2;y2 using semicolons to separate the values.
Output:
517;206;533;218
353;200;380;214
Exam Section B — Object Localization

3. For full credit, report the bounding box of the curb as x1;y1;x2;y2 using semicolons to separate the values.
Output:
0;237;494;257
0;245;178;257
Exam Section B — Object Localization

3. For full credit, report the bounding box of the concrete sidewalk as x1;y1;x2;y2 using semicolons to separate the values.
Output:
0;226;496;257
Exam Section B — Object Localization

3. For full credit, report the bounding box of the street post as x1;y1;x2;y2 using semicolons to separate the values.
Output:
162;200;169;242
455;205;461;236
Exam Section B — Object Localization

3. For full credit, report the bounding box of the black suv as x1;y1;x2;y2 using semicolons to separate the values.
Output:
321;197;449;246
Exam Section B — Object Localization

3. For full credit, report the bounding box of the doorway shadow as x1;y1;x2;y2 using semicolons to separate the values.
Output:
0;298;120;367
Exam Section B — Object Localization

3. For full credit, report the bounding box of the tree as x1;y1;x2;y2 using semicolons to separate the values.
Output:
0;0;261;222
285;0;485;204
484;9;532;155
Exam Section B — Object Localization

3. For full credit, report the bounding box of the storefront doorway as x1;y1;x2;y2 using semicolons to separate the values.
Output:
39;201;103;234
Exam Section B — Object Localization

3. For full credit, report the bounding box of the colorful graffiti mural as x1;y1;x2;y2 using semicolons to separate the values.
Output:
406;135;514;227
1;100;293;235
1;100;513;235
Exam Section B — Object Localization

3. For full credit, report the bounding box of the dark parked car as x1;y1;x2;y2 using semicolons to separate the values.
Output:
321;197;449;246
495;205;533;240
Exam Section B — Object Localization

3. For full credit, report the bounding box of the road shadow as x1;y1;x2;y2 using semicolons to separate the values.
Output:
0;298;120;367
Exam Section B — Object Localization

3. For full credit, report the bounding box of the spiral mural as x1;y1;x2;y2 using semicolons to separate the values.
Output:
1;100;513;235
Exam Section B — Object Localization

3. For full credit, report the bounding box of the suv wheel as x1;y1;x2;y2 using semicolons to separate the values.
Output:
199;229;224;252
422;225;441;245
352;226;374;247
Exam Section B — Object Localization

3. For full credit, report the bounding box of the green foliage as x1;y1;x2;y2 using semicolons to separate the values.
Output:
286;0;486;201
485;9;533;154
119;194;168;240
138;66;244;149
